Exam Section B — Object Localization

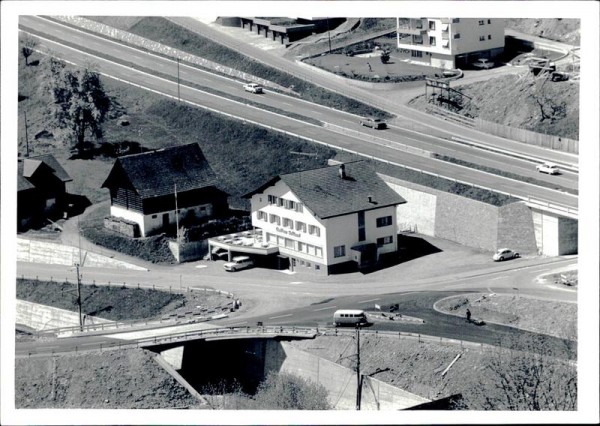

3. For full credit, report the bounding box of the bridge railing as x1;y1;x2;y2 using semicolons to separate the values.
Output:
20;325;506;359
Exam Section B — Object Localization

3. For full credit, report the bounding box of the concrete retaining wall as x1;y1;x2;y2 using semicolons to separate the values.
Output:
16;300;112;331
168;240;208;263
264;340;428;410
382;174;543;254
17;237;147;270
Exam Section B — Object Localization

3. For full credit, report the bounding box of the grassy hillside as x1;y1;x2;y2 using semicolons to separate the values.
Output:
506;18;580;45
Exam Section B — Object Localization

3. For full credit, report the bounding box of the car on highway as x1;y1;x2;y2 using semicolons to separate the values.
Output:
360;117;387;129
243;82;263;94
223;256;254;272
536;162;560;175
492;248;520;262
473;58;494;69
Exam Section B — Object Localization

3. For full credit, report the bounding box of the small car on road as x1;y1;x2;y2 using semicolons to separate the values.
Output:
360;117;387;129
492;248;520;262
536;162;560;175
243;82;263;94
223;256;254;272
473;58;494;69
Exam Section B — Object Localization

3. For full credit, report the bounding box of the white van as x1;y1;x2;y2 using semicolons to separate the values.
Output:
333;309;368;327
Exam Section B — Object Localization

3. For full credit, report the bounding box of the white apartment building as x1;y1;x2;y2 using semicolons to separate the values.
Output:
396;18;505;69
244;162;406;275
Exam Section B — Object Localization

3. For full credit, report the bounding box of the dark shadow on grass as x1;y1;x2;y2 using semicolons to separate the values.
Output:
66;193;92;217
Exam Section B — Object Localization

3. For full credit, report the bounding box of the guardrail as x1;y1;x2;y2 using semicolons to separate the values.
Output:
18;275;238;335
20;325;508;359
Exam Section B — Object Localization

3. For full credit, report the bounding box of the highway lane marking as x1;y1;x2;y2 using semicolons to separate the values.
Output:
269;314;293;319
289;281;303;285
490;276;508;281
313;306;337;312
358;298;380;304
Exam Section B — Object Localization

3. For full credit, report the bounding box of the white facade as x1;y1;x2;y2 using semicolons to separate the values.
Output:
111;203;213;237
397;18;504;69
249;179;398;273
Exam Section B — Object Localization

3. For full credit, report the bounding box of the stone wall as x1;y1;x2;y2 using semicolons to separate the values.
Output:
497;201;538;254
104;216;140;238
558;217;578;255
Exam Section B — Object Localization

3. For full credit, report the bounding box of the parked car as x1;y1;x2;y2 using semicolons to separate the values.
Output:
536;162;560;175
360;117;387;129
492;248;520;262
473;58;494;69
243;83;263;94
223;256;254;272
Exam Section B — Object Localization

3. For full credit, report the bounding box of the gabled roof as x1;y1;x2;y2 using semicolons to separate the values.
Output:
17;154;72;192
245;161;406;219
21;155;72;182
102;143;222;198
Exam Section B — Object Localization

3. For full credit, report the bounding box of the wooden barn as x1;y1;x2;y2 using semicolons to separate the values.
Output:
101;143;229;237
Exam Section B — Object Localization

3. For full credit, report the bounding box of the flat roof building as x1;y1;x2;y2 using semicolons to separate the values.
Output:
243;161;406;275
397;18;505;69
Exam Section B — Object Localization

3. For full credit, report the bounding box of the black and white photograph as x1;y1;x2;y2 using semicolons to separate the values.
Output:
1;1;598;425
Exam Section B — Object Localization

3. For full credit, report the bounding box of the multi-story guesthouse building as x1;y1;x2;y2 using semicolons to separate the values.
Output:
243;161;406;274
102;143;228;238
396;18;504;69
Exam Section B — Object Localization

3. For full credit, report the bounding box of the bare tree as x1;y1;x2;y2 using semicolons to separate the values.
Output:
478;333;577;410
253;371;331;410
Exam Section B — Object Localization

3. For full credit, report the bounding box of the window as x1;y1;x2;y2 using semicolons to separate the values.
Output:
377;236;394;247
479;35;485;41
297;241;304;252
429;36;436;46
358;211;365;242
376;216;393;227
412;35;423;44
277;198;284;207
285;238;294;249
306;262;311;267
269;214;280;225
488;34;492;40
283;217;293;229
257;211;268;221
315;247;323;258
411;50;423;58
284;199;295;210
295;221;306;232
428;20;435;30
308;225;320;237
315;265;320;270
295;203;304;213
334;245;346;258
452;18;460;23
478;20;484;25
268;195;277;205
454;33;461;39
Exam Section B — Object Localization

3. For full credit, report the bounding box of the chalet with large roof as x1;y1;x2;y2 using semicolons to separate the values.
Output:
243;161;406;274
102;143;228;237
17;155;72;230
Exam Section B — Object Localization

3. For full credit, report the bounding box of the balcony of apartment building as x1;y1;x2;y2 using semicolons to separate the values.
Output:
397;18;428;35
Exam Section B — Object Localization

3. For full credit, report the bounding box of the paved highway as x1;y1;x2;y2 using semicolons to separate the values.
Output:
19;16;578;212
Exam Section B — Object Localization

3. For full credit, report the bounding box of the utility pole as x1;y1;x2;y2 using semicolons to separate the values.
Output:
174;183;180;243
24;110;30;157
75;263;83;331
177;57;180;102
327;18;332;54
356;325;362;410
